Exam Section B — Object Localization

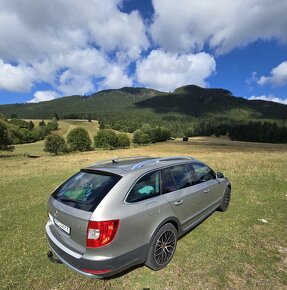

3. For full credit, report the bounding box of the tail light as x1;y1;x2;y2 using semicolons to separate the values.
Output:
86;220;119;248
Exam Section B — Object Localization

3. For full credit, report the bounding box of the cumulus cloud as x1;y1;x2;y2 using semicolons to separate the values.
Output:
151;0;287;54
248;94;287;105
257;61;287;86
0;59;35;92
100;67;132;90
136;50;216;91
0;0;148;63
0;0;148;96
28;90;60;103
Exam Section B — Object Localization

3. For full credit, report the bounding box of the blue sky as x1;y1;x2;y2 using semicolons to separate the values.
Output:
0;0;286;105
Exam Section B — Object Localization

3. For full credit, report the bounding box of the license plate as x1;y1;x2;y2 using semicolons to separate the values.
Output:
54;218;71;235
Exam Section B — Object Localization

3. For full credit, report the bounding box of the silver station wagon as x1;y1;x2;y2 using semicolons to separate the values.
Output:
46;156;231;277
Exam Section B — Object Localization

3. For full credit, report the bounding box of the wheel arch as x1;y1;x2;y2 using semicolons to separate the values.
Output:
149;216;182;245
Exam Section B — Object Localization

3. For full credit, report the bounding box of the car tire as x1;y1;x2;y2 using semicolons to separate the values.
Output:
145;223;177;271
218;186;231;212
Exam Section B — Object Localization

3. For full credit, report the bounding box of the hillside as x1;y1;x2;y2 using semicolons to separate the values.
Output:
0;87;163;119
136;85;287;120
0;85;286;120
1;85;286;139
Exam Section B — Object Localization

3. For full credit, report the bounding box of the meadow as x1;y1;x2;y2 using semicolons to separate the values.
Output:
0;120;286;289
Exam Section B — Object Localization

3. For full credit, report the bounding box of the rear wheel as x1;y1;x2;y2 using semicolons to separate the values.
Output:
145;223;177;270
218;186;231;212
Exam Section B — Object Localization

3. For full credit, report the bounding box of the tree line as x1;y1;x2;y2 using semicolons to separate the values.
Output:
0;114;58;150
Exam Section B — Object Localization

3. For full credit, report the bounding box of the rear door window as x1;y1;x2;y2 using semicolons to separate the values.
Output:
191;163;216;183
162;168;177;194
169;164;196;190
52;170;121;212
126;171;160;203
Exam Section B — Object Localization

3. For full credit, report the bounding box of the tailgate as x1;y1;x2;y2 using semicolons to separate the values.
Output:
47;197;92;255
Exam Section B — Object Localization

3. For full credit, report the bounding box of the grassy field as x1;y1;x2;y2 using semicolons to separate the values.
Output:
0;124;287;289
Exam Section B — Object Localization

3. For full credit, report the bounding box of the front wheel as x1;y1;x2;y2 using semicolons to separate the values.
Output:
218;186;231;212
145;223;177;271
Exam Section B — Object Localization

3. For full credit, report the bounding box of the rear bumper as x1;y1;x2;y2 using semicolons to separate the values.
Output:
46;225;149;278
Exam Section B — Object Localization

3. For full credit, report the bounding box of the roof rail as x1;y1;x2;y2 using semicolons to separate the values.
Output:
131;156;193;170
92;156;151;167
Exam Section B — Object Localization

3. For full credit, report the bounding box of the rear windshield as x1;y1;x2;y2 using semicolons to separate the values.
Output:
52;170;121;212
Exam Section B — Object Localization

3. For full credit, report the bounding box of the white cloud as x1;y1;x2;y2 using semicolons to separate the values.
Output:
151;0;287;54
0;0;148;96
258;61;287;86
100;67;132;90
136;50;216;91
0;59;35;92
57;70;95;96
0;0;148;63
249;94;287;105
28;90;60;103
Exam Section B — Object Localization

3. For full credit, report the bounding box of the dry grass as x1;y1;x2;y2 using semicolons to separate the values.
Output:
0;136;287;290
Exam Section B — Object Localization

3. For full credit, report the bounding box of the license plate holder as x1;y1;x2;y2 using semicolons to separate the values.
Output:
54;218;71;235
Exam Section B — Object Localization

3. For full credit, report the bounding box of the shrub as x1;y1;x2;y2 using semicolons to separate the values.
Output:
94;129;119;149
139;133;151;144
133;125;171;144
132;129;143;144
39;120;46;127
117;133;130;148
67;127;92;151
28;121;34;130
9;119;32;130
0;120;13;150
133;129;151;144
44;134;67;155
184;127;193;137
47;120;59;131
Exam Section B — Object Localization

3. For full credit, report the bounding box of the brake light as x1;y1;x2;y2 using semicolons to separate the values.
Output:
86;220;119;248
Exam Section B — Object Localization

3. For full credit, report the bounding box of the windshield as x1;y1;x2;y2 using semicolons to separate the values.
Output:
52;170;121;212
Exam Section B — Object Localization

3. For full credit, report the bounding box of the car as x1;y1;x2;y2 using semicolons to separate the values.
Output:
46;156;231;277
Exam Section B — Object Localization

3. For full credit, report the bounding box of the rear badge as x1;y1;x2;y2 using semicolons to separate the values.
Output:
54;218;71;235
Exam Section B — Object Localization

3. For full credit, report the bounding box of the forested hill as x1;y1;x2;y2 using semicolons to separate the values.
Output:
0;87;163;119
0;85;286;121
136;85;287;120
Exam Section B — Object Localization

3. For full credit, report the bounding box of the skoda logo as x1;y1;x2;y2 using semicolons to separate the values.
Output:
54;210;58;218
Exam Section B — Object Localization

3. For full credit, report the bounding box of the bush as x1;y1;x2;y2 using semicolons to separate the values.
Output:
67;127;92;151
47;120;59;131
133;125;171;144
133;129;151;144
117;133;130;148
184;127;193;137
44;134;67;155
139;133;151;144
39;120;46;127
0;120;13;150
9;119;32;130
94;129;119;149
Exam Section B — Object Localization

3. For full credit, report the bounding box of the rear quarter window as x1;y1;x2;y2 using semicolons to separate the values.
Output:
126;171;160;203
52;170;121;212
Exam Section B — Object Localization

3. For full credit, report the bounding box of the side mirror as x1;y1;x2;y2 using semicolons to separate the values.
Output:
216;172;225;179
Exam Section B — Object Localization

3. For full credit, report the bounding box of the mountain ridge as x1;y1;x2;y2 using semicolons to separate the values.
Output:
0;85;286;121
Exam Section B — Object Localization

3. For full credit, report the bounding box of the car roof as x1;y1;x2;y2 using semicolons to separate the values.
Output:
83;156;200;176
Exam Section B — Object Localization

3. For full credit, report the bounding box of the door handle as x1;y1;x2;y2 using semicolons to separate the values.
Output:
203;189;210;193
174;200;183;206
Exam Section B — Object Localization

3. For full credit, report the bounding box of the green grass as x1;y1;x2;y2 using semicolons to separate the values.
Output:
0;137;287;289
